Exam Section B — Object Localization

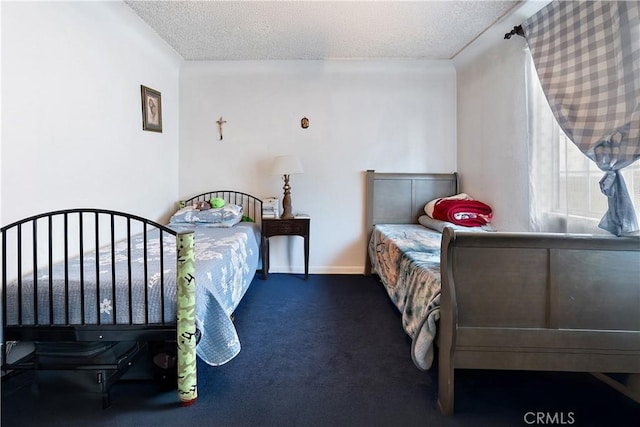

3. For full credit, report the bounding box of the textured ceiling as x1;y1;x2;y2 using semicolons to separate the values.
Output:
125;1;520;60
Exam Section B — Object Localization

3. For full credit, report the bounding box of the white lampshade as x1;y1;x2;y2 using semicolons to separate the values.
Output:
271;155;304;176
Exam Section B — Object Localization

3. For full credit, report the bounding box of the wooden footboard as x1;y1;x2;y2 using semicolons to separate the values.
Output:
438;228;640;415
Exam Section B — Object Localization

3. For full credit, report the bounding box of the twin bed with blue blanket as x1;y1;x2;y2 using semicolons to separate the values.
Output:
365;170;640;415
1;190;262;406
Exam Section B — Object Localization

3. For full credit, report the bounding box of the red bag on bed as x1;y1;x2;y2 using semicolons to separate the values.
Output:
432;198;493;227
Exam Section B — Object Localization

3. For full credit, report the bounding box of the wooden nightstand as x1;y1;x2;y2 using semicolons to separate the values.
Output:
261;217;310;279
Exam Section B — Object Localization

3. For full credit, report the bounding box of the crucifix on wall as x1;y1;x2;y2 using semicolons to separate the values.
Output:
216;117;227;141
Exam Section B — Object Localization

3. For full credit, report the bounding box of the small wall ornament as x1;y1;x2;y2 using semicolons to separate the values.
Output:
301;117;309;129
216;117;227;141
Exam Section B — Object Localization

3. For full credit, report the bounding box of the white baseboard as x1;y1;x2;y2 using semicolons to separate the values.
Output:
266;265;364;275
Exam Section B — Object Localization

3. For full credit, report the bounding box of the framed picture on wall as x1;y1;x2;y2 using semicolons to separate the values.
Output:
141;85;162;132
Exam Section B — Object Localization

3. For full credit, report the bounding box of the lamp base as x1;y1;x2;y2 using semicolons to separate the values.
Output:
281;174;294;219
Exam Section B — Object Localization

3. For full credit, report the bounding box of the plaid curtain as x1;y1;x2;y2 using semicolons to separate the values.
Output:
522;1;640;236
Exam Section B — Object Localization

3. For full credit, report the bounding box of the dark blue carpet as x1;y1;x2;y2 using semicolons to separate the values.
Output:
2;274;639;426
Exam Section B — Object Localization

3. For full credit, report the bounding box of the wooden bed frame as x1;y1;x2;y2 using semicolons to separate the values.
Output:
1;191;262;407
365;170;640;415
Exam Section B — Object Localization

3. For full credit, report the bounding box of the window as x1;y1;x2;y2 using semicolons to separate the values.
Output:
556;129;640;220
527;55;640;234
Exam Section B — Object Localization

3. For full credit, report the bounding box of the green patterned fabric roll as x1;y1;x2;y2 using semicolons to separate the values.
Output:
176;231;198;405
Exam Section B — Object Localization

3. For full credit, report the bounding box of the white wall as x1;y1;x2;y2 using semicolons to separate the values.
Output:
1;2;456;277
453;1;549;231
1;1;182;225
454;43;530;231
179;60;457;273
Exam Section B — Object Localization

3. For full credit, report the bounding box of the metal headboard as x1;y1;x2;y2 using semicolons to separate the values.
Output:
179;191;263;226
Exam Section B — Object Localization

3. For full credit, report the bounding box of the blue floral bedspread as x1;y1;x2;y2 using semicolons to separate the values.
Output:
171;223;260;366
5;223;260;366
368;224;442;370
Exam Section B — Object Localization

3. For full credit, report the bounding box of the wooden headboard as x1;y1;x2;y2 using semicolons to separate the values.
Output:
364;170;458;274
365;169;458;231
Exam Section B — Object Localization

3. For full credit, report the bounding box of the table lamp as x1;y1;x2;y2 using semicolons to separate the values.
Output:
271;155;304;219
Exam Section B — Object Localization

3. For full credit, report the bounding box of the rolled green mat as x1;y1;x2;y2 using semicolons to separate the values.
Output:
176;231;197;405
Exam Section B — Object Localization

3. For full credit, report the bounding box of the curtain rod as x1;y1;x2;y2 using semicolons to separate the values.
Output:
504;25;524;39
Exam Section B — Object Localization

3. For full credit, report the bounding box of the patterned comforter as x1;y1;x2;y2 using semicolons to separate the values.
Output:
172;223;260;366
368;224;442;370
5;223;260;366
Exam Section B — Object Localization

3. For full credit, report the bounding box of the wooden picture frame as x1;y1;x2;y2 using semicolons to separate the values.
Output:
141;85;162;132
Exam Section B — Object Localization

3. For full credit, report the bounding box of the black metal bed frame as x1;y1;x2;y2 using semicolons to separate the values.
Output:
2;209;179;340
1;191;263;407
1;208;181;407
180;190;263;227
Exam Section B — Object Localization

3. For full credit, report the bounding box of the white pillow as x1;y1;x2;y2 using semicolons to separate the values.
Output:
170;204;243;227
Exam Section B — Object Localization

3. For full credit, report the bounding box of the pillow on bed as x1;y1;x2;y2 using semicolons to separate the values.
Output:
170;204;243;227
418;215;496;233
